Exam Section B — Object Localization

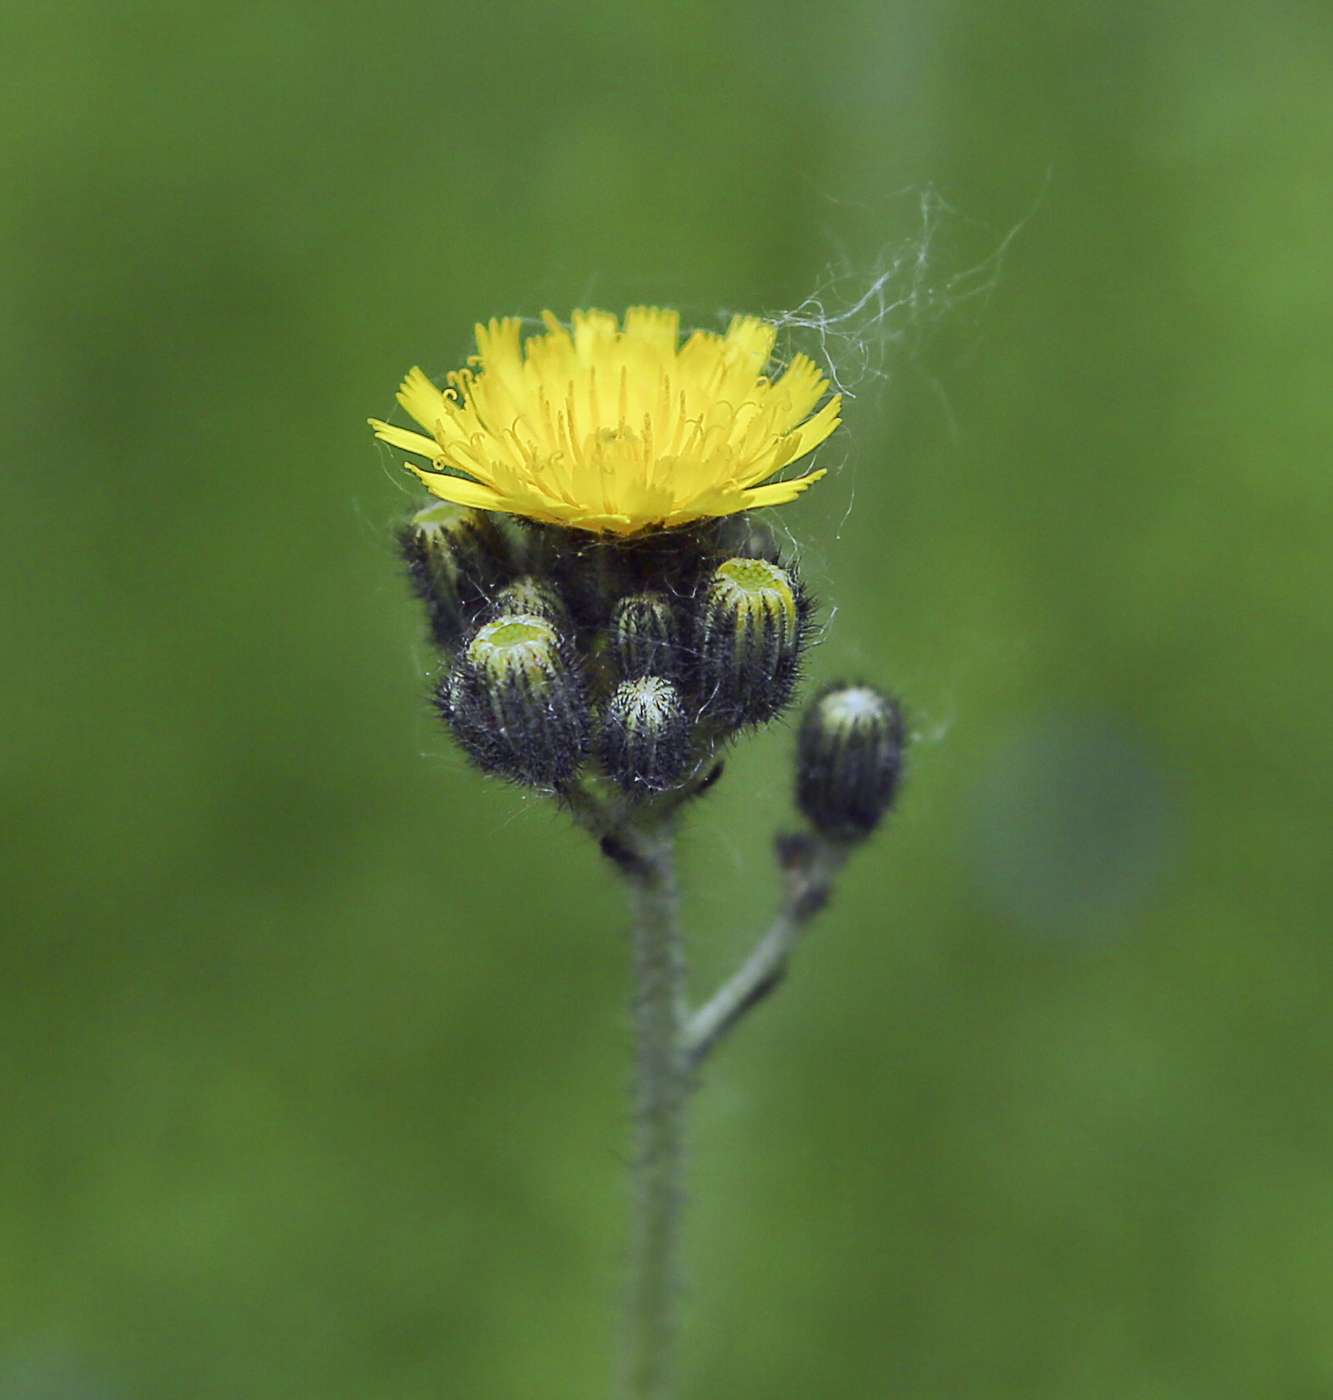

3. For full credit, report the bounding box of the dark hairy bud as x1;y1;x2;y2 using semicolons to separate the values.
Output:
442;613;590;787
599;676;693;793
489;575;570;627
796;684;905;841
609;591;682;681
694;557;809;726
707;511;784;564
398;502;514;651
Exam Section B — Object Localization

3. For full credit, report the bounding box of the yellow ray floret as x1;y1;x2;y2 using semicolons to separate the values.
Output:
369;306;842;535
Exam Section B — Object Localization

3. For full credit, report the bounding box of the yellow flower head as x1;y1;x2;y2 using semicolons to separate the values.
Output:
369;307;841;536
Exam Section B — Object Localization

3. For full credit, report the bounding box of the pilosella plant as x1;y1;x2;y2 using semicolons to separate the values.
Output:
372;307;905;1400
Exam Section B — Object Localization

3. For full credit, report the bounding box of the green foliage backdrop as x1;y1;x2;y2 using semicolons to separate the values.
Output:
2;1;1332;1396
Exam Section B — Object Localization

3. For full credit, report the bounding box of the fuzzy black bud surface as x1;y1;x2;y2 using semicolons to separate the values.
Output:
489;575;570;627
796;684;904;840
398;503;515;651
609;591;682;681
443;613;590;787
694;557;809;726
708;512;784;563
599;676;693;793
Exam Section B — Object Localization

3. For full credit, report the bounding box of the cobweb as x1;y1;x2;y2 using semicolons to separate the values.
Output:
762;184;1040;398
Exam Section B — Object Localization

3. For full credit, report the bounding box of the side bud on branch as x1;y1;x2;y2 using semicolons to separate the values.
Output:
443;613;590;788
796;684;905;841
694;557;810;727
600;676;693;794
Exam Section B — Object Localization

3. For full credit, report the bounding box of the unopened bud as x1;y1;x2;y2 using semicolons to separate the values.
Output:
609;592;682;681
443;613;590;787
708;511;784;563
694;557;808;726
796;684;904;840
489;575;570;627
398;502;513;651
599;676;693;793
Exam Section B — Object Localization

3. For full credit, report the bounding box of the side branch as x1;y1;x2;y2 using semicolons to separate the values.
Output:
682;833;849;1070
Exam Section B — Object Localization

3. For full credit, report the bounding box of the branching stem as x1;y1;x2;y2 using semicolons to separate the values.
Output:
683;835;849;1070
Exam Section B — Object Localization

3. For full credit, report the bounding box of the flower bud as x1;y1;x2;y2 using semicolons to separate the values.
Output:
609;591;682;681
707;511;784;563
599;676;693;793
694;557;809;726
489;575;570;627
531;530;636;629
397;502;514;651
796;684;904;840
442;613;590;787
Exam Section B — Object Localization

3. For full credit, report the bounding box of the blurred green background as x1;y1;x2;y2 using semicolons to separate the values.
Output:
2;0;1332;1396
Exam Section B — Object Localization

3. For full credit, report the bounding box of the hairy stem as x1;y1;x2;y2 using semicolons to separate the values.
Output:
618;819;688;1400
683;834;849;1070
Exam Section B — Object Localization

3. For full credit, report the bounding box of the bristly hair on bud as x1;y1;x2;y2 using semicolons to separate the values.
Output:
692;556;813;729
609;592;684;683
442;612;590;788
487;575;571;628
599;676;693;794
796;683;905;841
397;502;518;652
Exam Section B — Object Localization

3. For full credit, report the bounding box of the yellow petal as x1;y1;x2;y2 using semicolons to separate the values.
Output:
369;419;443;461
404;463;507;511
396;367;450;435
724;315;777;370
563;509;639;534
372;306;841;534
740;468;828;509
474;317;523;371
769;354;829;430
781;395;842;462
571;309;621;368
624;306;680;356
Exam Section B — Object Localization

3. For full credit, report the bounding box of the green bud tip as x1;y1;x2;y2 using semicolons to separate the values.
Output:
412;499;479;536
695;556;807;727
490;575;568;624
445;612;590;787
467;614;563;690
712;557;797;631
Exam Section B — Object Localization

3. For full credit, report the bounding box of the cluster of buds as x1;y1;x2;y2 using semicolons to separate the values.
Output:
399;502;905;838
380;310;911;1400
398;505;816;799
